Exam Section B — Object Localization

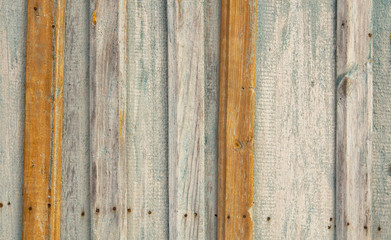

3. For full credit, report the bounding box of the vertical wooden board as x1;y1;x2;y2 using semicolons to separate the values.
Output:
0;0;26;239
254;0;336;239
126;1;169;239
90;0;127;239
204;0;220;239
23;0;65;238
336;0;373;239
371;0;391;238
23;1;53;237
167;0;206;239
61;0;90;238
218;0;256;239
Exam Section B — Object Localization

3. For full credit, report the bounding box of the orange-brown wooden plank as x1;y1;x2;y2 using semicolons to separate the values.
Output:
23;0;65;239
218;0;257;239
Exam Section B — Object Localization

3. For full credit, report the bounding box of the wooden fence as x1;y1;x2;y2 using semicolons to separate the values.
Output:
0;0;390;239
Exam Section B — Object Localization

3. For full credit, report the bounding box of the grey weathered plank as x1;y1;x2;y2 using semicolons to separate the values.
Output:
61;0;90;239
0;0;26;239
126;1;169;239
254;0;336;239
204;0;220;239
371;0;391;239
167;0;206;239
90;0;127;239
336;0;373;238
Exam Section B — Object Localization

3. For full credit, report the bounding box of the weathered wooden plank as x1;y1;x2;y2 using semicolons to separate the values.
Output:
167;1;206;239
126;1;169;239
253;0;336;239
371;0;391;238
204;0;220;239
0;0;26;239
89;0;127;239
23;0;65;238
336;0;373;238
218;0;256;239
61;0;90;238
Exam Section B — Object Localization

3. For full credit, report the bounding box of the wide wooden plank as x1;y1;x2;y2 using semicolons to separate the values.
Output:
23;0;65;238
218;0;256;239
126;1;169;239
253;0;336;239
336;0;373;239
167;1;206;239
61;0;90;238
89;0;127;239
0;0;26;239
371;0;391;239
204;0;220;239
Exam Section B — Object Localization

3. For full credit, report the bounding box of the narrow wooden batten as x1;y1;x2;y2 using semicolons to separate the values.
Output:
218;0;257;239
23;0;65;239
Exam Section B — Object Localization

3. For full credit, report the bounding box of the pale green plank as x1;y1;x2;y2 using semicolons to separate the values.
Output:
167;0;207;239
254;0;336;239
90;0;127;239
371;0;391;238
335;0;373;238
60;0;91;238
0;0;26;239
126;1;169;239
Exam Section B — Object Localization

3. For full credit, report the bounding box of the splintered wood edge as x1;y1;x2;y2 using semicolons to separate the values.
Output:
218;0;257;239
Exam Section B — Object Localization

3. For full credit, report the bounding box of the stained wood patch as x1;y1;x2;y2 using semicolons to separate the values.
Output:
218;0;257;239
336;0;373;239
23;0;65;239
89;0;127;239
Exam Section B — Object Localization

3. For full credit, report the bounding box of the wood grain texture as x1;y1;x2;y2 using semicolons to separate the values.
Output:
336;0;373;239
23;0;65;238
61;0;90;238
371;0;391;238
126;1;169;239
204;0;220;239
218;0;256;239
89;0;127;239
51;0;65;238
167;0;206;239
253;0;336;239
0;0;26;239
